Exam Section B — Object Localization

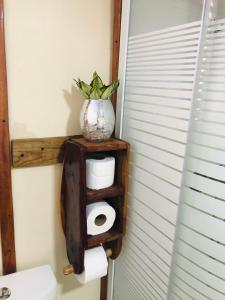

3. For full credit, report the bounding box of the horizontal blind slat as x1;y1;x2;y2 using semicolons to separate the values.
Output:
125;101;190;119
129;20;201;41
126;80;194;90
129;138;184;170
128;45;198;58
184;171;225;200
182;187;225;220
130;173;177;220
125;118;187;143
186;156;225;182
187;143;225;165
176;239;225;280
126;86;193;99
128;212;174;253
128;33;200;49
173;266;225;300
124;109;189;130
129;26;201;45
128;40;199;55
175;254;225;294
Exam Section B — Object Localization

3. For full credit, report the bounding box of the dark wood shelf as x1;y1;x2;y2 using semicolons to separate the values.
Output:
87;229;123;247
71;137;128;152
86;184;124;203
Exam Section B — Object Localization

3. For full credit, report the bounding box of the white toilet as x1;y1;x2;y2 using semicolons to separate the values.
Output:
0;265;57;299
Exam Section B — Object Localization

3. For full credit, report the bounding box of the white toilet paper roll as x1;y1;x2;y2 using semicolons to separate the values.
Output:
86;201;116;236
86;157;115;190
75;246;108;284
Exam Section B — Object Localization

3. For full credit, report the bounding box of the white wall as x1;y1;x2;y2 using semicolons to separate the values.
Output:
3;1;112;299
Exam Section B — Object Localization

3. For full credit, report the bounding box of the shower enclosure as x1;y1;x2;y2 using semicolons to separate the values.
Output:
113;0;225;299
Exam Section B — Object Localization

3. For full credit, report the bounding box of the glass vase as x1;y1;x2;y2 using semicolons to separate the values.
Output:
80;99;115;142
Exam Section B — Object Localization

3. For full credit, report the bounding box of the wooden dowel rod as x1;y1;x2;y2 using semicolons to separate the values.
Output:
63;248;112;275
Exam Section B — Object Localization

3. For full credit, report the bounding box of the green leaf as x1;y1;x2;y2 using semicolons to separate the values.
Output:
74;74;119;100
90;87;102;99
74;79;92;98
90;71;104;89
101;80;119;99
99;85;106;96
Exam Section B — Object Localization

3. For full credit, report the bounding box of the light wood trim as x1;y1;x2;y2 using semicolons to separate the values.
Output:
11;135;81;168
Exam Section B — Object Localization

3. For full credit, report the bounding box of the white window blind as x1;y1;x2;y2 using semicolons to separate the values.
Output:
114;20;202;299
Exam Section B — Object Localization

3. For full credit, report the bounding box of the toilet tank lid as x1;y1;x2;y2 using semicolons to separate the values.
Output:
0;265;57;299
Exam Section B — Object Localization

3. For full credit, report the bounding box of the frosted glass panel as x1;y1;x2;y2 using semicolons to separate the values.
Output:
129;0;203;35
168;1;225;299
113;1;203;299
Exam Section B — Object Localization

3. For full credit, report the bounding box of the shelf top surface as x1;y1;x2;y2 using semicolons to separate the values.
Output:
70;137;129;152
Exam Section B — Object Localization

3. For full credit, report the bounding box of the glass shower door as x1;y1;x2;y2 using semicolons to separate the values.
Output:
168;1;225;299
113;0;204;299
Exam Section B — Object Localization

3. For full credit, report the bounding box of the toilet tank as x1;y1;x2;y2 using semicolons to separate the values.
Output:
0;265;57;300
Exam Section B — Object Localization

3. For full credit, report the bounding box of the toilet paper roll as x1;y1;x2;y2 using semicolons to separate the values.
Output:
86;201;116;236
75;246;108;284
86;157;115;190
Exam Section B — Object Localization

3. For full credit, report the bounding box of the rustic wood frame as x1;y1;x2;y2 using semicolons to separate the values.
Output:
0;0;16;274
0;0;122;298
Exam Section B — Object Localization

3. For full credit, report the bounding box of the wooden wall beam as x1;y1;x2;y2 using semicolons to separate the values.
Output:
0;0;16;275
111;0;122;112
11;135;81;168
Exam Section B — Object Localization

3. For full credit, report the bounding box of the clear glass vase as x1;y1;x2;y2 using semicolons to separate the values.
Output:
80;99;115;142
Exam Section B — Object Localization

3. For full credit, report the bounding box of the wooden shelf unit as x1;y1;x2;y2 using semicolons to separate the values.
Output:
61;137;130;274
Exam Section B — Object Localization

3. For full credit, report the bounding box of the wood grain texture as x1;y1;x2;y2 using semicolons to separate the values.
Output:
72;137;127;152
100;275;108;300
11;135;81;168
0;0;16;274
111;0;122;112
61;140;87;274
86;184;123;203
110;145;130;260
87;230;123;248
11;136;127;168
61;138;129;281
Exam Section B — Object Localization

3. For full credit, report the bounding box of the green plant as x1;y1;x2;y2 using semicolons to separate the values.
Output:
74;71;119;100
